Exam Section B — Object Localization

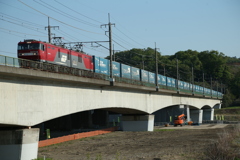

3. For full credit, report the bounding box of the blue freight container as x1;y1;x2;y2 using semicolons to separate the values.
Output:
99;57;109;75
196;85;201;92
192;85;196;92
161;75;167;86
203;87;206;94
141;69;149;82
112;61;121;77
219;92;222;97
166;77;172;87
93;56;109;75
195;85;198;92
157;74;161;85
199;86;203;94
183;82;187;90
121;64;131;79
213;90;217;95
149;72;155;84
131;66;140;81
178;80;184;89
158;74;166;86
93;56;100;73
207;88;211;94
184;82;190;90
189;84;192;91
172;78;176;88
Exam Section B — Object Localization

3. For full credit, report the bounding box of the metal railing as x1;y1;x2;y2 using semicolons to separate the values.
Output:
0;55;110;81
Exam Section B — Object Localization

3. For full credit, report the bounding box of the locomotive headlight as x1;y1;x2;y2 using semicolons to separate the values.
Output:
19;52;38;56
30;51;38;55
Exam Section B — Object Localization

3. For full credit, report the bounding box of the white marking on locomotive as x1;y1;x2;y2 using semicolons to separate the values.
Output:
72;60;77;66
61;55;67;62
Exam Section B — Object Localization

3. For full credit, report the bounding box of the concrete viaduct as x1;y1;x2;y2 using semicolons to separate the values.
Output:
0;64;221;160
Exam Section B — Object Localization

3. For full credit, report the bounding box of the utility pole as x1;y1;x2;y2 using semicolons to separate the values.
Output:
113;44;115;61
142;55;144;69
203;72;205;95
192;65;194;95
45;17;59;43
210;76;213;97
177;58;179;92
155;42;159;91
163;64;165;76
221;81;223;94
101;13;115;86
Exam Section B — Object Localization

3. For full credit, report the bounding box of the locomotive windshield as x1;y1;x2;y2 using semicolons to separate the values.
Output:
18;43;41;50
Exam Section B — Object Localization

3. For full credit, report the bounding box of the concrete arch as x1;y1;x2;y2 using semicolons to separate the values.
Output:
201;105;212;109
40;107;148;125
213;103;222;109
102;107;148;115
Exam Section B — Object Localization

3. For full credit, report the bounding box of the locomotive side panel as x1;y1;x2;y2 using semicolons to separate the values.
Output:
50;46;70;67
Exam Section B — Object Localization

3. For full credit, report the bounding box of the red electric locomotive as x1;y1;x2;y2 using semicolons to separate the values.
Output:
17;39;93;71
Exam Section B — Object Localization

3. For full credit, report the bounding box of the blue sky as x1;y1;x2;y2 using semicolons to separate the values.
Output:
0;0;239;58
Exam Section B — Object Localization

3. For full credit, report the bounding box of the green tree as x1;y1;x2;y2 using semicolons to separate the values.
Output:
229;71;240;99
110;47;161;72
198;50;227;80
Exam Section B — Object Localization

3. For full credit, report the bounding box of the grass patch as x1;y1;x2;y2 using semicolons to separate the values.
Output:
154;129;175;132
219;106;240;109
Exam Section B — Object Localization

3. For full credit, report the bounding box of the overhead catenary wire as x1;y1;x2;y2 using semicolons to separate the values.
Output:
114;26;146;48
0;50;16;55
111;16;150;47
54;29;109;56
0;1;43;17
0;12;45;28
54;0;103;24
55;30;80;42
0;30;25;38
18;0;104;35
0;27;47;37
54;0;150;52
0;18;47;34
112;32;137;48
34;0;99;28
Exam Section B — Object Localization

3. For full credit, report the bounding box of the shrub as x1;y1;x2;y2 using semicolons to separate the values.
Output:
204;124;240;160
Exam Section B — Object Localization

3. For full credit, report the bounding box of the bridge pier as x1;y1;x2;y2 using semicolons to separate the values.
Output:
184;105;191;122
120;115;154;131
0;128;39;160
202;108;214;120
213;103;222;109
190;109;203;123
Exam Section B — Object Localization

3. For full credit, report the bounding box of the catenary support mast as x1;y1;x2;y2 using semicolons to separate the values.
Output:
101;13;115;86
45;17;59;43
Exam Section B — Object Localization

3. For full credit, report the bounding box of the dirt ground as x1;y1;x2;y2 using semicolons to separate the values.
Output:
38;124;232;160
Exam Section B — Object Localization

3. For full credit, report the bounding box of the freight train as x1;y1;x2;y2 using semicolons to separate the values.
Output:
17;39;223;98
